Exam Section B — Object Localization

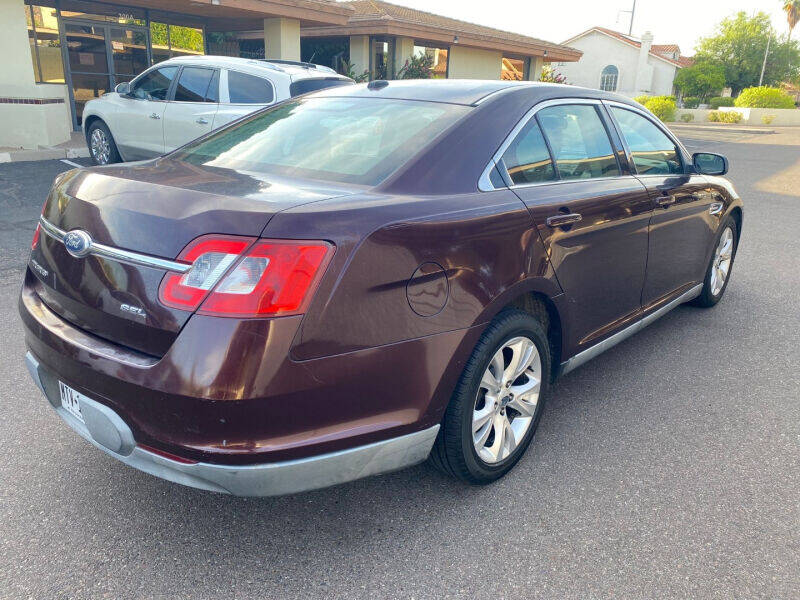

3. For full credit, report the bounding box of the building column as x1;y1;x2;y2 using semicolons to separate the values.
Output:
527;56;544;81
0;0;71;148
263;17;300;61
349;35;369;78
393;36;414;77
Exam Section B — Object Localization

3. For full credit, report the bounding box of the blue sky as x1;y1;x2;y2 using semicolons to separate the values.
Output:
387;0;791;56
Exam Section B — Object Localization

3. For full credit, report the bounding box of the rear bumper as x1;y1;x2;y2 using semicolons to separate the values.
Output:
26;352;439;496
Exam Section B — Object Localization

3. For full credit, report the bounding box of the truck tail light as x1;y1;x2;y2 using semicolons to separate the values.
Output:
159;235;333;317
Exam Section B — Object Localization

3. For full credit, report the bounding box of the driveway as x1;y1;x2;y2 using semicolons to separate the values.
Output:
1;136;798;599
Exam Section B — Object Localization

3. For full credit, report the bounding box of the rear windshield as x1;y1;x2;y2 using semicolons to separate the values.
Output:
173;97;469;186
289;77;354;97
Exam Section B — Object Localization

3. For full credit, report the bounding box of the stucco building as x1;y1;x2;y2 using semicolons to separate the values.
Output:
0;0;581;151
555;27;693;98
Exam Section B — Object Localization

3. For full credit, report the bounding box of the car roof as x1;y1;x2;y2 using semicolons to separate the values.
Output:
163;55;349;81
310;79;640;107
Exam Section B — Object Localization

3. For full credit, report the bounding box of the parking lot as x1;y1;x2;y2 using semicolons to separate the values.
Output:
1;129;798;599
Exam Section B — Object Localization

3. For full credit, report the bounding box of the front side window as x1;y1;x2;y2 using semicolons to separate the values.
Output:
174;97;469;186
173;67;217;102
227;71;274;104
132;66;178;100
600;65;619;92
501;119;556;185
537;104;620;180
610;107;682;175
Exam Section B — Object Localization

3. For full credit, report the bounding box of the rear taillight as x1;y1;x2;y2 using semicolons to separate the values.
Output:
31;223;41;250
159;235;333;317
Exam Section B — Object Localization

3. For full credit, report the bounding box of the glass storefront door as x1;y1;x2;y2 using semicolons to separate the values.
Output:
63;20;150;124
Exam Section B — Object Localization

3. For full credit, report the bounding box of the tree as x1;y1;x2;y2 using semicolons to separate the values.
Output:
673;61;726;99
396;52;434;79
539;64;567;84
694;11;800;94
786;1;800;39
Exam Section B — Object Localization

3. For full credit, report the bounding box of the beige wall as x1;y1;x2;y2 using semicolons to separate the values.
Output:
447;46;501;80
528;56;544;81
675;107;800;127
394;36;414;76
264;17;300;61
0;0;71;148
349;35;370;77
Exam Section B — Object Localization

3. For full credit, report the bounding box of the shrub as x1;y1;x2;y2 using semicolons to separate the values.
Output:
633;95;650;105
680;113;695;122
642;96;677;121
761;114;776;124
708;110;743;123
709;97;735;109
734;86;795;109
683;97;701;108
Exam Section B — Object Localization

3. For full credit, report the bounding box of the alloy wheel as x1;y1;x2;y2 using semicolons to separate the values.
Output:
710;226;734;296
90;128;111;165
472;336;542;464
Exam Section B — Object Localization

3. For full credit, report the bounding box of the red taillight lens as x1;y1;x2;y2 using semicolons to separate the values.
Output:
31;223;41;250
159;236;333;318
159;235;255;311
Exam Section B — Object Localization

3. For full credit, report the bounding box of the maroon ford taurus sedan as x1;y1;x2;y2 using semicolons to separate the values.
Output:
20;80;742;495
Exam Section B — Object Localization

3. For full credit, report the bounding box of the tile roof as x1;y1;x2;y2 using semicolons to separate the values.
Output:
302;0;581;61
569;27;693;68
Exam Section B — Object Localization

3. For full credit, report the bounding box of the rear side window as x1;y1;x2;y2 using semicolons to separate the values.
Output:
290;78;355;97
537;104;620;180
173;67;217;103
501;119;556;185
132;66;178;100
228;71;274;104
610;107;682;174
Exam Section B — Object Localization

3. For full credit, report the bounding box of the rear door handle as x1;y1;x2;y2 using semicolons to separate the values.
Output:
149;112;160;120
655;195;676;208
196;117;208;125
546;213;582;228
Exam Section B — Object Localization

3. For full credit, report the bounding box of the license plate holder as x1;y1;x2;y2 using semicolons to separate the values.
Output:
59;381;86;424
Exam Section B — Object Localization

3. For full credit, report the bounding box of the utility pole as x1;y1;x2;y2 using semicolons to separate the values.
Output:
759;31;771;86
617;0;637;35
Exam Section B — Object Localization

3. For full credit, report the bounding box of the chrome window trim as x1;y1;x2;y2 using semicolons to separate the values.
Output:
38;217;191;273
479;97;637;192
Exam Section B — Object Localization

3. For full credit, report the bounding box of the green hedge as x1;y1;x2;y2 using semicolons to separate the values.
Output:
734;86;795;109
635;96;677;121
682;97;701;108
708;97;735;109
708;110;743;123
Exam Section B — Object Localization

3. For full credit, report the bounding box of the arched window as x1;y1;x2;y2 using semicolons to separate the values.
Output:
600;65;619;92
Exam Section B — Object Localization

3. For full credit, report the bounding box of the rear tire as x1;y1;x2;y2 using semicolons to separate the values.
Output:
430;309;551;484
691;216;737;308
87;120;120;165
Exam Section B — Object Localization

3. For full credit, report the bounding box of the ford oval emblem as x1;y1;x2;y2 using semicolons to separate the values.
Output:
63;230;93;258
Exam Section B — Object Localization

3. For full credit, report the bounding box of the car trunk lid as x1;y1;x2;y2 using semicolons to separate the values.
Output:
31;159;354;356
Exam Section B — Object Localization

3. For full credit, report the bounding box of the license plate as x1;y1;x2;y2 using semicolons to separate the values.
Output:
59;381;86;424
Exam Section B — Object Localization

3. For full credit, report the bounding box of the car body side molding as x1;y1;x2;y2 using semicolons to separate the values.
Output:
559;283;702;376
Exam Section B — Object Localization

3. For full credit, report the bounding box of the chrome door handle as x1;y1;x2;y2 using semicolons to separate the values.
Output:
655;195;676;208
149;113;160;120
196;118;208;125
546;213;582;228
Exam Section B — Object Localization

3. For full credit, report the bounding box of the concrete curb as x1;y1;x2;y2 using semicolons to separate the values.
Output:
668;123;775;135
0;142;90;164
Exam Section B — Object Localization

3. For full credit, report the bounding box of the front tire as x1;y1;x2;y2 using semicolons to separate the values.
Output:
87;120;120;165
692;216;737;308
430;309;551;484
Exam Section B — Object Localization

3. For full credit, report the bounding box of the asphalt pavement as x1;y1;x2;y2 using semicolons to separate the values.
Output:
1;135;798;599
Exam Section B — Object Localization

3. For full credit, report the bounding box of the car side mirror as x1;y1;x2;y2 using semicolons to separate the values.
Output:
115;82;131;96
693;152;728;176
